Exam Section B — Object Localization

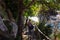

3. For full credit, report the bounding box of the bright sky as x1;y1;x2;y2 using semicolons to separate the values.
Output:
56;14;60;19
28;16;39;22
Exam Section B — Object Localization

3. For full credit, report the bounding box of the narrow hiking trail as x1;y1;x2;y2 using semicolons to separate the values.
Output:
22;26;51;40
22;27;37;40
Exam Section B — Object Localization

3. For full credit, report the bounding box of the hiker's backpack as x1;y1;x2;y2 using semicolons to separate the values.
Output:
28;24;34;30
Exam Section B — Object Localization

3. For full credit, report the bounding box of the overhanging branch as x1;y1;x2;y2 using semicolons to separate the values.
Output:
0;0;18;38
0;0;14;22
25;0;36;9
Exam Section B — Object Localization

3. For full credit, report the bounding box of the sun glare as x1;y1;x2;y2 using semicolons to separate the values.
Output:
28;16;39;22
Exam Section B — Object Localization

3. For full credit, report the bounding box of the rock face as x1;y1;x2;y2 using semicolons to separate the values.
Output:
10;22;18;38
0;17;8;32
48;14;60;40
56;14;60;20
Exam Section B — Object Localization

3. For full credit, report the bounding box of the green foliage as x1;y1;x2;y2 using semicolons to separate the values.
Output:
23;0;31;6
38;23;45;32
57;33;60;38
38;23;52;40
24;2;42;17
44;25;52;36
1;0;60;40
4;0;60;19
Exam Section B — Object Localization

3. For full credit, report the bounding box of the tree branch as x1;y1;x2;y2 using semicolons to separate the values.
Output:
25;0;36;9
0;0;14;22
0;30;11;38
0;0;18;38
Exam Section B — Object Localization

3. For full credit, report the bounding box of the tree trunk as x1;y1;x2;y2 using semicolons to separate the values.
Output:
17;0;24;40
17;9;24;40
17;0;35;40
